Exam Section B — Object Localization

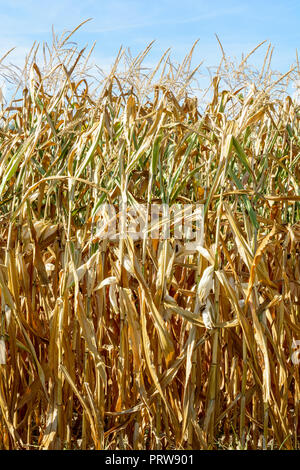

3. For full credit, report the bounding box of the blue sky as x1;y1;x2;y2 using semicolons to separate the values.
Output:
0;0;299;97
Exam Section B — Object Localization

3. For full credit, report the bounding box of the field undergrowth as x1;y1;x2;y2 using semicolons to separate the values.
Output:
0;22;299;449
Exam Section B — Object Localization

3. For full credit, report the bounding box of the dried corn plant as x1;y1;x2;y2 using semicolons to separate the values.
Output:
0;23;299;450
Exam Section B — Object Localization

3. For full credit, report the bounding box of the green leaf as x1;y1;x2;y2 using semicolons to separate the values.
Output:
286;124;293;138
75;116;104;178
151;135;162;176
232;136;255;180
0;136;34;198
228;165;259;230
168;133;197;199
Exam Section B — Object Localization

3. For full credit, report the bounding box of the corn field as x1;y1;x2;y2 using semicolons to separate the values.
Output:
0;24;299;450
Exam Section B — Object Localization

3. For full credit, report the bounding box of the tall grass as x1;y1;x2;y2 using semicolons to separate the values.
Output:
0;23;299;449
